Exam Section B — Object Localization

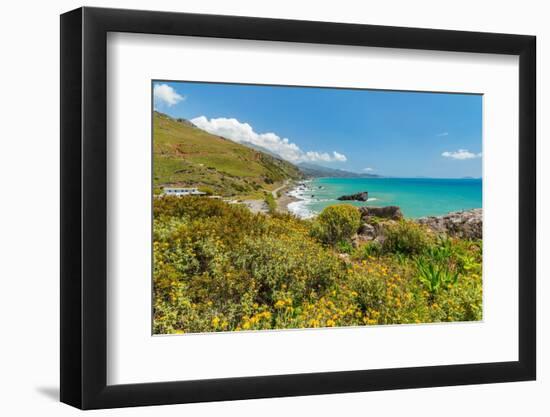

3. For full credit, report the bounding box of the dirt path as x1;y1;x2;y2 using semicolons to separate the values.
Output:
233;180;294;215
271;180;289;198
241;200;269;214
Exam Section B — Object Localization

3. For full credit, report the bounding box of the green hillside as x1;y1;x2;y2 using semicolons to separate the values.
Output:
153;112;303;197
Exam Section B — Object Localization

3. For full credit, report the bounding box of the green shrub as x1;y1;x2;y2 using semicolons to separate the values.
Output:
336;240;354;254
381;220;432;256
311;204;361;246
198;186;214;195
264;192;277;213
347;260;429;324
233;233;344;304
359;241;382;258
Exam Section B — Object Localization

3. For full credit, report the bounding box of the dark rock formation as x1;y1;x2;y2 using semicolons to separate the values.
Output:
358;222;376;237
337;191;368;201
353;220;395;246
359;206;403;220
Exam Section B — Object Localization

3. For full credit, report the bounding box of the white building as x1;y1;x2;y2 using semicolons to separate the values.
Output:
162;187;206;197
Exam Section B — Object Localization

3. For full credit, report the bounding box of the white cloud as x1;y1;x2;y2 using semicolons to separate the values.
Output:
436;132;449;137
153;84;184;107
191;116;347;163
332;152;347;162
363;167;375;172
442;149;482;160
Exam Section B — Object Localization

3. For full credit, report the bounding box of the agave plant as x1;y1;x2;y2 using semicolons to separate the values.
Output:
415;257;459;297
424;236;453;262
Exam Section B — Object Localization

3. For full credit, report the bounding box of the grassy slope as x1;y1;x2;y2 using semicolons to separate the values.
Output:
153;112;303;197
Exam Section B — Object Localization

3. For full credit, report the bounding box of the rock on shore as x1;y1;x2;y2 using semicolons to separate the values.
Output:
352;207;482;247
417;208;482;239
359;206;403;220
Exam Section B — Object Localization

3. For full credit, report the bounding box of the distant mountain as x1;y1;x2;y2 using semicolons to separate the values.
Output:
153;112;303;196
241;142;285;160
232;142;380;178
297;162;380;178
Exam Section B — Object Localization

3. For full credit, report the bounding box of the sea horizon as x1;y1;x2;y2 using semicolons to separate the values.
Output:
306;175;482;180
288;177;482;219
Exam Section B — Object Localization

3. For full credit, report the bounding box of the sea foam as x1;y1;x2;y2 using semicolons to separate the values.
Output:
287;182;317;219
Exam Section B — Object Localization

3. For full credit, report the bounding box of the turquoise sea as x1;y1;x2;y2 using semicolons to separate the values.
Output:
287;177;482;219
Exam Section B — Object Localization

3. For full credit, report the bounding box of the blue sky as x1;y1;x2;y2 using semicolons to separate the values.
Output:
153;81;482;178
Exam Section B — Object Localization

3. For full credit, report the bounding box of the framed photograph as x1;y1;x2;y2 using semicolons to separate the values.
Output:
60;7;536;409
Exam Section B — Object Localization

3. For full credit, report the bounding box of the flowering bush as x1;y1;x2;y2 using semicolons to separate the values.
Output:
380;220;432;255
311;204;361;246
153;197;482;334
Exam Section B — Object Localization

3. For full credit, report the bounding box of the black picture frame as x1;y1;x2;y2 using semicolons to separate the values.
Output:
60;6;536;410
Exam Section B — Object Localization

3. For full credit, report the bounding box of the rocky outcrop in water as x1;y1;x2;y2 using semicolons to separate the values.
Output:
337;191;369;201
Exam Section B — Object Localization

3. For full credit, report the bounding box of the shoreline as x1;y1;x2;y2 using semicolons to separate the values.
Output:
274;180;301;214
276;193;300;213
232;180;302;215
234;177;482;221
278;179;315;218
281;177;482;220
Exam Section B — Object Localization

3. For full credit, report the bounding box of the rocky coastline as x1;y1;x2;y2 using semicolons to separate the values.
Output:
352;207;482;247
273;182;482;241
416;208;482;239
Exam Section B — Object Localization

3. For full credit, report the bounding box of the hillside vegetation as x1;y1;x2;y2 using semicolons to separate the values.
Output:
153;112;303;196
